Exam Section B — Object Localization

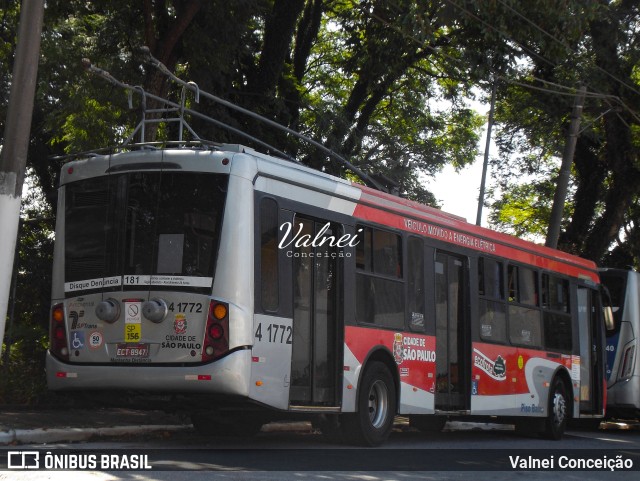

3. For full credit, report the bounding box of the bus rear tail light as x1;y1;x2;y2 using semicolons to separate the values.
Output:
619;344;636;381
209;323;224;340
202;300;229;362
50;303;69;362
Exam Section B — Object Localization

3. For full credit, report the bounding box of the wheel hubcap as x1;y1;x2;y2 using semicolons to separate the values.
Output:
368;380;389;429
552;391;566;426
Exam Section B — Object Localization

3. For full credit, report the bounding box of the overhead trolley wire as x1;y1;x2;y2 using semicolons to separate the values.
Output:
495;0;640;100
368;1;617;103
366;0;640;170
82;53;386;191
442;0;640;123
80;58;295;161
140;48;386;191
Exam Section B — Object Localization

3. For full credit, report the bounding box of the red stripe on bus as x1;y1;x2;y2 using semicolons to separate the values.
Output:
352;201;597;281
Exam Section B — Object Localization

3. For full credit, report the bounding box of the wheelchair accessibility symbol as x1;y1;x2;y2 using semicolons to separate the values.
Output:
71;330;85;350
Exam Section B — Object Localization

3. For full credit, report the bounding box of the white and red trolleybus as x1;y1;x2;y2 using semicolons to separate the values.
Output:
47;143;608;445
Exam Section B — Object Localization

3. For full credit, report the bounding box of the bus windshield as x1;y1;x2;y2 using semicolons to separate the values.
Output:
64;171;228;295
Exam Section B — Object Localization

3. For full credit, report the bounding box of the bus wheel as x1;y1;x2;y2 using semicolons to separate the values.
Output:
544;377;569;440
344;361;396;446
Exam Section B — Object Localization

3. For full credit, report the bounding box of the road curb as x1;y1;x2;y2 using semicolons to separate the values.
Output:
262;421;311;433
0;421;315;445
0;424;191;446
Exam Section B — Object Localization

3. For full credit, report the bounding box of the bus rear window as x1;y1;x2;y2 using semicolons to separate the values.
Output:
64;172;228;294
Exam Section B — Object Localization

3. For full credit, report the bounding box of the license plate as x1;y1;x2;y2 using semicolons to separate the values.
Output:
115;343;150;358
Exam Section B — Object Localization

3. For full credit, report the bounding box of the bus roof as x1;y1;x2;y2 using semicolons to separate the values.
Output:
354;182;598;281
243;143;598;281
59;143;599;282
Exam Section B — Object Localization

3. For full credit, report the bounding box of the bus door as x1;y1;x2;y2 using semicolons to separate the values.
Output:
577;287;605;415
434;251;470;411
289;216;342;407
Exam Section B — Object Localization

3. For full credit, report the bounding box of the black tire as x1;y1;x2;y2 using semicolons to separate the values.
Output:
191;412;264;438
544;377;569;440
409;415;447;432
343;361;396;446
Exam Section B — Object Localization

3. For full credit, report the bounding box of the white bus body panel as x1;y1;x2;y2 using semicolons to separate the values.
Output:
46;348;252;394
249;314;293;410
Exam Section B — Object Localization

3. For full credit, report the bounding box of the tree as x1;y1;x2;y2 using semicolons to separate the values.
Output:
476;0;640;266
573;0;640;264
145;1;486;199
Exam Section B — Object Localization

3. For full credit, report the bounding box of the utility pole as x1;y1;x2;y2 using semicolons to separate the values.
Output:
476;79;497;226
545;85;587;249
0;0;45;357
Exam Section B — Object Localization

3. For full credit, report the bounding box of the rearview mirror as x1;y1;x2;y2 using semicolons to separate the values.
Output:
603;305;615;332
600;284;615;332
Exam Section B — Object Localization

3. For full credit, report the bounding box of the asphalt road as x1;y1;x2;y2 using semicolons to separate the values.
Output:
2;421;639;480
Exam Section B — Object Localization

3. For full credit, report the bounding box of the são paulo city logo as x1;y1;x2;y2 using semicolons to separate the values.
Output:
473;348;507;381
174;314;187;335
392;333;436;365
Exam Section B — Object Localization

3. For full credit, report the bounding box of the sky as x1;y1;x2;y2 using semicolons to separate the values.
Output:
426;159;488;226
425;96;494;228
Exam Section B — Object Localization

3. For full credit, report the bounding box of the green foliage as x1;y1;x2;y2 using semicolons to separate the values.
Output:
488;179;560;241
0;172;56;404
483;0;640;263
289;1;486;198
51;95;131;153
0;333;49;405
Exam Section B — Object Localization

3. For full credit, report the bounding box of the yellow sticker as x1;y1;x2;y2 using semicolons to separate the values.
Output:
125;323;141;343
518;355;524;370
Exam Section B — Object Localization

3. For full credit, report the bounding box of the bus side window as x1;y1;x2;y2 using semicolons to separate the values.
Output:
356;227;372;271
260;198;279;312
478;257;507;343
542;274;572;352
355;224;404;329
507;265;542;347
408;237;425;331
373;229;402;278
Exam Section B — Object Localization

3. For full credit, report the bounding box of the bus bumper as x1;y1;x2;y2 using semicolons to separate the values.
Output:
46;348;252;396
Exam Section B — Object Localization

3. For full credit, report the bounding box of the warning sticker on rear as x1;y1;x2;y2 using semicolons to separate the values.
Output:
124;301;142;343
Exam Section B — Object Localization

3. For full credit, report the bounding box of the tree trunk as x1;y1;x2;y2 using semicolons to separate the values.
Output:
247;0;306;104
142;0;204;142
579;10;639;262
557;136;606;256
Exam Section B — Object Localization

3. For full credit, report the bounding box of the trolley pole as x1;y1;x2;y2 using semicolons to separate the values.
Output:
545;85;586;249
0;0;45;357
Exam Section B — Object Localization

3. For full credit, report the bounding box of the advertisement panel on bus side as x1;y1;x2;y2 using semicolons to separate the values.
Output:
471;341;578;417
344;326;436;414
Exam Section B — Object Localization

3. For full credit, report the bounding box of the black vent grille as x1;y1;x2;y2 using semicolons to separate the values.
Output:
72;190;109;208
66;257;106;280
